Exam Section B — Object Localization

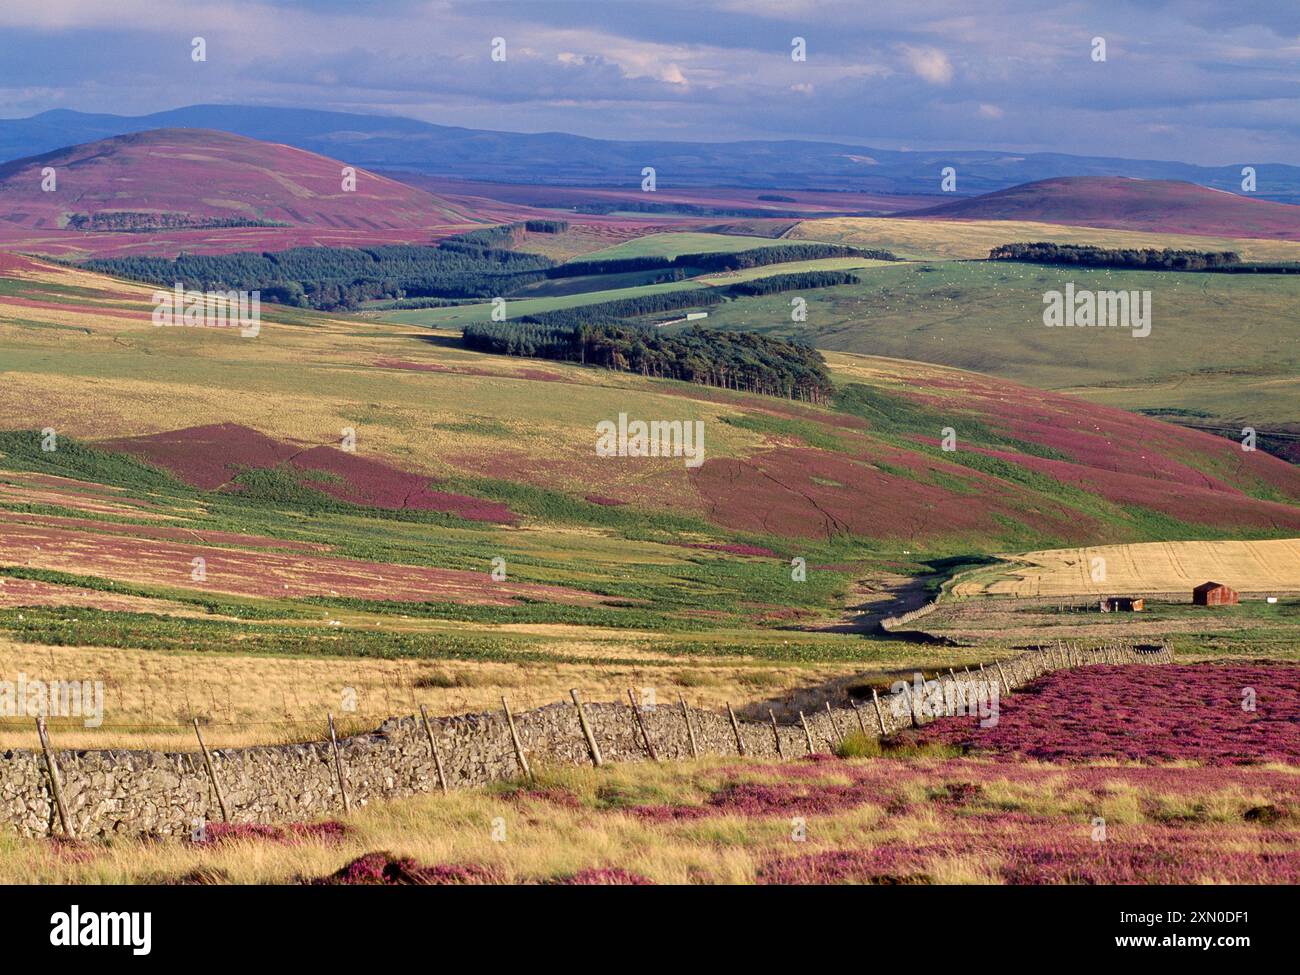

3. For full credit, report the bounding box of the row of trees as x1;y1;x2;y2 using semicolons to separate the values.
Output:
463;321;834;401
67;212;286;233
726;269;860;295
988;242;1242;270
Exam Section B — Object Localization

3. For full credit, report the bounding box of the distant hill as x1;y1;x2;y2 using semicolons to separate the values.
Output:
3;105;1300;201
902;176;1300;240
0;128;463;231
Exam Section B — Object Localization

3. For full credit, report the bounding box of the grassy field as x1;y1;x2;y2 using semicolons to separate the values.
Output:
952;538;1300;597
375;256;896;327
377;278;707;327
791;216;1300;262
699;260;1300;434
569;231;800;260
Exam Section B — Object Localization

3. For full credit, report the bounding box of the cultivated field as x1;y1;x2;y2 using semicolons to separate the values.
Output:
954;538;1300;598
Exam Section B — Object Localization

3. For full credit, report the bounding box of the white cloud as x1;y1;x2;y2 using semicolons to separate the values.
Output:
899;44;954;85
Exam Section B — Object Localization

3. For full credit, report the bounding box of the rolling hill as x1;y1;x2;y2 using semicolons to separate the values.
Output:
0;128;462;230
902;177;1300;240
2;255;1297;554
0;128;541;256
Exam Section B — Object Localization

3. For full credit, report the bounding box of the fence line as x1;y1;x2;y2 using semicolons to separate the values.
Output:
1;641;1172;839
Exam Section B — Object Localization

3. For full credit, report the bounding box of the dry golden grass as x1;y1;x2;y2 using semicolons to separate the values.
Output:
954;538;1300;597
794;216;1300;262
0;637;871;750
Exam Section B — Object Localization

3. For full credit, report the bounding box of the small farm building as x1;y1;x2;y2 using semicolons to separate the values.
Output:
1192;582;1239;606
1099;596;1144;612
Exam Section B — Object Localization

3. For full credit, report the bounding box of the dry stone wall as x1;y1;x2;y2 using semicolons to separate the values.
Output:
0;643;1170;839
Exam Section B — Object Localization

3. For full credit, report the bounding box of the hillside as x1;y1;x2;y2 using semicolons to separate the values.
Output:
0;128;540;256
902;177;1300;240
3;255;1297;555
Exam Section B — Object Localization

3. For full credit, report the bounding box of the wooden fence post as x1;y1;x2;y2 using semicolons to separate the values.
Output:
799;711;815;755
825;701;844;745
35;717;75;840
418;704;449;794
727;702;747;757
192;718;229;822
627;689;659;761
502;697;533;779
995;660;1011;695
327;712;351;814
871;688;887;736
903;682;920;727
851;700;869;738
570;690;602;767
769;709;785;759
679;695;699;758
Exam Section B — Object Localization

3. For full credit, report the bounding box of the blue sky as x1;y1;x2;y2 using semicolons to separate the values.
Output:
1;0;1298;163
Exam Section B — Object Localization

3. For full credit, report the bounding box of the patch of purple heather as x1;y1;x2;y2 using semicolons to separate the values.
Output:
310;852;498;885
917;664;1300;766
1001;829;1300;885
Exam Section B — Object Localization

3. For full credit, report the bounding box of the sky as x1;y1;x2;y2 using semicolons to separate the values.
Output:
1;0;1298;164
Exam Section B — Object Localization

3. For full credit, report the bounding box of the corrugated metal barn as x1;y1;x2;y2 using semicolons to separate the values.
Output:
1193;581;1239;606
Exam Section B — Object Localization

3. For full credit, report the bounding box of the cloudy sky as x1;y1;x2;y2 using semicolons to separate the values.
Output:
1;0;1298;164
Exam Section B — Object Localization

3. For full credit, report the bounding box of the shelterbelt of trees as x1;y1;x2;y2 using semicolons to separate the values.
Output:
67;212;289;232
463;320;834;401
989;242;1300;273
988;242;1242;270
551;243;896;279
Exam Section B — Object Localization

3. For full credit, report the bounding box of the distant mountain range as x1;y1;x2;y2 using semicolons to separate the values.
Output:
4;104;1300;202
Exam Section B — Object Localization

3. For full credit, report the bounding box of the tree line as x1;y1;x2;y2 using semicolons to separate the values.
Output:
988;242;1242;270
68;212;287;233
726;269;859;295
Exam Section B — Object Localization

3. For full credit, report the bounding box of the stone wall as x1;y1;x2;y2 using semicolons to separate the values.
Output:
0;643;1171;839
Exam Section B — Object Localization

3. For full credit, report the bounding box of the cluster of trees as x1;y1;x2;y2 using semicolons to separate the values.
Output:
82;243;557;310
988;242;1242;270
551;242;895;279
525;289;727;328
726;269;859;296
463;321;833;401
67;212;285;232
437;220;569;253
